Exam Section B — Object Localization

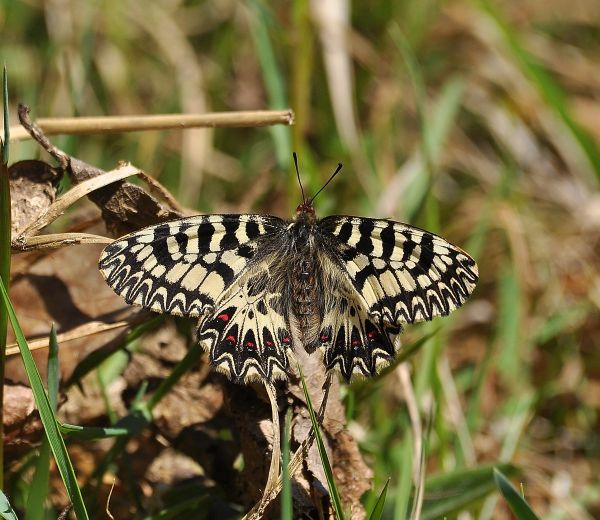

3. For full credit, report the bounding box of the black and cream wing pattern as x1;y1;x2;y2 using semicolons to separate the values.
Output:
99;209;478;383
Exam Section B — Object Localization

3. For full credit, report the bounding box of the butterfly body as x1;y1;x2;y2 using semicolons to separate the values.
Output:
99;205;478;384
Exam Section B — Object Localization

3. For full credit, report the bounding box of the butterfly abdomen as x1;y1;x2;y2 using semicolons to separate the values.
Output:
286;216;324;351
291;254;322;349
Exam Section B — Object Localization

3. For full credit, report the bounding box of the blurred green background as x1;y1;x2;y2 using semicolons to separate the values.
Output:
3;0;600;518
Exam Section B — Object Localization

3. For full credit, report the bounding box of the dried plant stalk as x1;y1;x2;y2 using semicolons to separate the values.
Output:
4;313;150;357
9;110;294;141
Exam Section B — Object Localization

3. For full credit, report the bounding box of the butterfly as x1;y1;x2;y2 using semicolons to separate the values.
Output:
99;158;478;384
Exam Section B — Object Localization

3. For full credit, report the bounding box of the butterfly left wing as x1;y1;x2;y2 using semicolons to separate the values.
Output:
99;214;284;317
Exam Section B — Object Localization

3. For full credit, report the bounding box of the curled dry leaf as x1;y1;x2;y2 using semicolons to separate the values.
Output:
2;383;42;460
9;159;62;235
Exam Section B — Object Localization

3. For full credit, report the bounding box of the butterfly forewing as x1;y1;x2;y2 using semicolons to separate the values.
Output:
319;216;479;325
99;214;285;317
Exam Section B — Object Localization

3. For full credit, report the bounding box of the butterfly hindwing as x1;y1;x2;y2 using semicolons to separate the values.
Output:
196;257;292;383
319;216;479;326
316;263;401;381
99;214;285;317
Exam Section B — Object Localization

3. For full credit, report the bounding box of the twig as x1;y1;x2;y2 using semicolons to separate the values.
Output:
5;313;148;357
12;232;113;252
17;104;69;169
250;382;282;518
106;478;116;520
10;110;295;141
243;372;333;519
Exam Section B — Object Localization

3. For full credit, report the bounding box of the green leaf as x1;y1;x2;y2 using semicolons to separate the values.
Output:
494;468;540;520
0;278;89;520
367;479;389;520
297;364;345;519
419;463;518;520
281;407;293;520
2;65;8;165
496;263;522;382
0;64;11;489
26;326;60;520
0;488;18;520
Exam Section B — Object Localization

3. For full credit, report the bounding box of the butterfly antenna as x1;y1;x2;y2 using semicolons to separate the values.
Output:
309;162;343;204
293;152;307;205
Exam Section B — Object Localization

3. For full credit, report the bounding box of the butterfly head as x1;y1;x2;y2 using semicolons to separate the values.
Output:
296;201;315;216
294;200;316;225
292;152;343;224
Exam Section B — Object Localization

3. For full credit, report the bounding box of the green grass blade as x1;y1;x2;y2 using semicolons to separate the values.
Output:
281;407;293;520
419;463;517;520
26;439;51;520
26;326;60;520
0;64;11;489
60;423;132;439
366;479;389;520
297;364;345;519
496;263;522;383
2;65;8;165
393;435;413;519
493;468;540;520
248;0;291;167
0;278;89;520
0;488;18;520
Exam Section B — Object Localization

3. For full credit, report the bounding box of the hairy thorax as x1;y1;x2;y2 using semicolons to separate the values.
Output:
289;215;323;351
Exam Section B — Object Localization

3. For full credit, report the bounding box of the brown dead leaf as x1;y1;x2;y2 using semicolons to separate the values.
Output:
9;159;61;235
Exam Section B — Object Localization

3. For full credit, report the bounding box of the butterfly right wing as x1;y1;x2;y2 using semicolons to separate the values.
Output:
316;255;401;381
99;214;285;318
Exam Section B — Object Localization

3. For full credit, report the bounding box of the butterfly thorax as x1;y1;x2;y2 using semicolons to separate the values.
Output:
289;206;323;350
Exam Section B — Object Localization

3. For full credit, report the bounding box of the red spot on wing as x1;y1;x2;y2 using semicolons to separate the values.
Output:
282;337;291;344
266;340;274;346
351;339;360;346
245;341;256;349
320;334;330;342
367;331;377;339
225;335;236;343
217;313;230;322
